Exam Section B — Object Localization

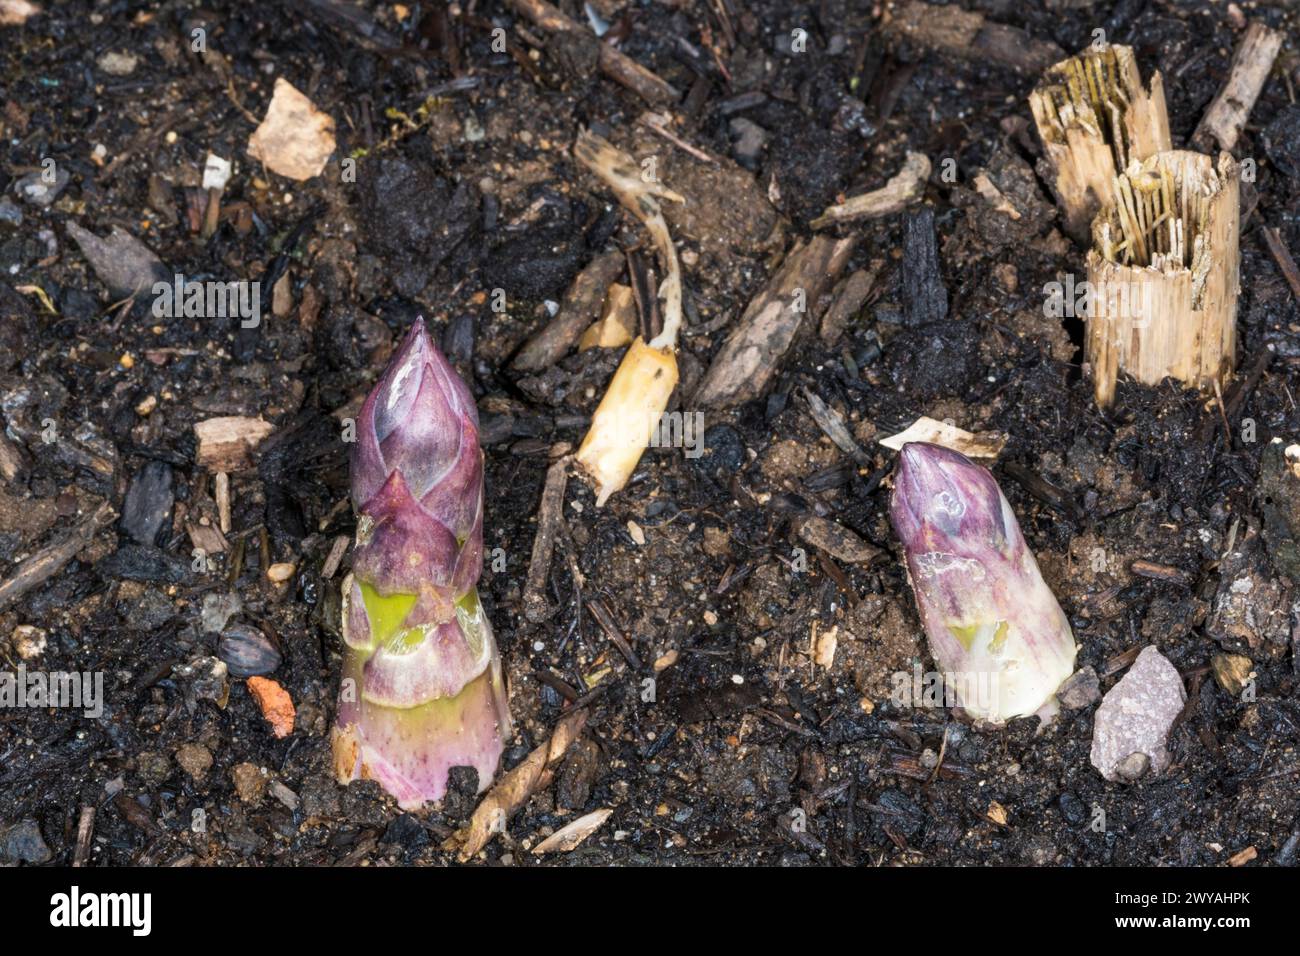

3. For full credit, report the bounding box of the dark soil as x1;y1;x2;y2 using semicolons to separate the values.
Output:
2;0;1299;867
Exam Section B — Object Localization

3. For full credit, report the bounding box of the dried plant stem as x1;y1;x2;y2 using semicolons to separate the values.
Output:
1029;43;1171;243
572;130;686;505
1085;150;1240;407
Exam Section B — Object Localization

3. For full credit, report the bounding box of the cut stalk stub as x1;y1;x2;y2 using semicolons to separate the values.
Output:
1029;43;1171;243
1085;150;1240;408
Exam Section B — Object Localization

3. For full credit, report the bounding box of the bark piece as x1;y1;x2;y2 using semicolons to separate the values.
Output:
887;1;1064;74
901;206;947;327
797;516;882;565
694;234;857;408
820;263;882;342
1085;151;1240;407
0;503;114;612
1029;43;1171;243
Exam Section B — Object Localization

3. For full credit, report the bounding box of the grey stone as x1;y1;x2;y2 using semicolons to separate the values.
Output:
1;818;52;863
1057;666;1100;709
1089;645;1186;782
201;592;243;633
119;461;173;546
13;167;70;207
65;222;168;299
0;197;22;227
729;118;768;169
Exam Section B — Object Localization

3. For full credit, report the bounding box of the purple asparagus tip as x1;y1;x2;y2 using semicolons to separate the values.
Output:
889;442;1076;723
332;317;510;809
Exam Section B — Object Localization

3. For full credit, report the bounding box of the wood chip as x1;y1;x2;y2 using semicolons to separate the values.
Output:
886;0;1064;73
246;676;295;738
532;808;613;854
321;534;349;579
1227;845;1257;867
797;516;882;565
194;416;274;471
987;800;1009;826
1210;653;1253;697
878;416;1006;459
814;626;838;669
0;0;39;26
247;78;337;181
185;520;228;556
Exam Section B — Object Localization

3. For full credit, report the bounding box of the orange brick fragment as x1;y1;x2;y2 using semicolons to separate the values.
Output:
247;676;295;738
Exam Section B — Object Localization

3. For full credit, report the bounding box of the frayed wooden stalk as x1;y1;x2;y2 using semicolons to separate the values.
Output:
1085;150;1240;407
1029;43;1171;243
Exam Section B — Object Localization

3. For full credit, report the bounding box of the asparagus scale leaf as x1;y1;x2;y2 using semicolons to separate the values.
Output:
332;318;511;808
889;442;1077;723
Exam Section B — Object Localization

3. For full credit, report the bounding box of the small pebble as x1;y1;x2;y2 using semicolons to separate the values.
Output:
175;742;213;782
266;562;296;583
1057;666;1100;710
10;624;46;660
231;763;267;804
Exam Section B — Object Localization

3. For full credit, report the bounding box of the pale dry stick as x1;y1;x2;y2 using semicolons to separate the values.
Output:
811;152;931;229
73;805;96;867
1192;22;1283;153
639;111;718;164
321;534;349;579
215;471;231;533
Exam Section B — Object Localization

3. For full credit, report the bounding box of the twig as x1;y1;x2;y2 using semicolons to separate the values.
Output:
524;455;571;623
811;153;930;229
585;597;642;670
513;250;624;371
506;0;679;105
0;503;115;612
73;805;96;867
639;111;718;164
1262;226;1300;308
693;235;857;408
1191;22;1283;153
